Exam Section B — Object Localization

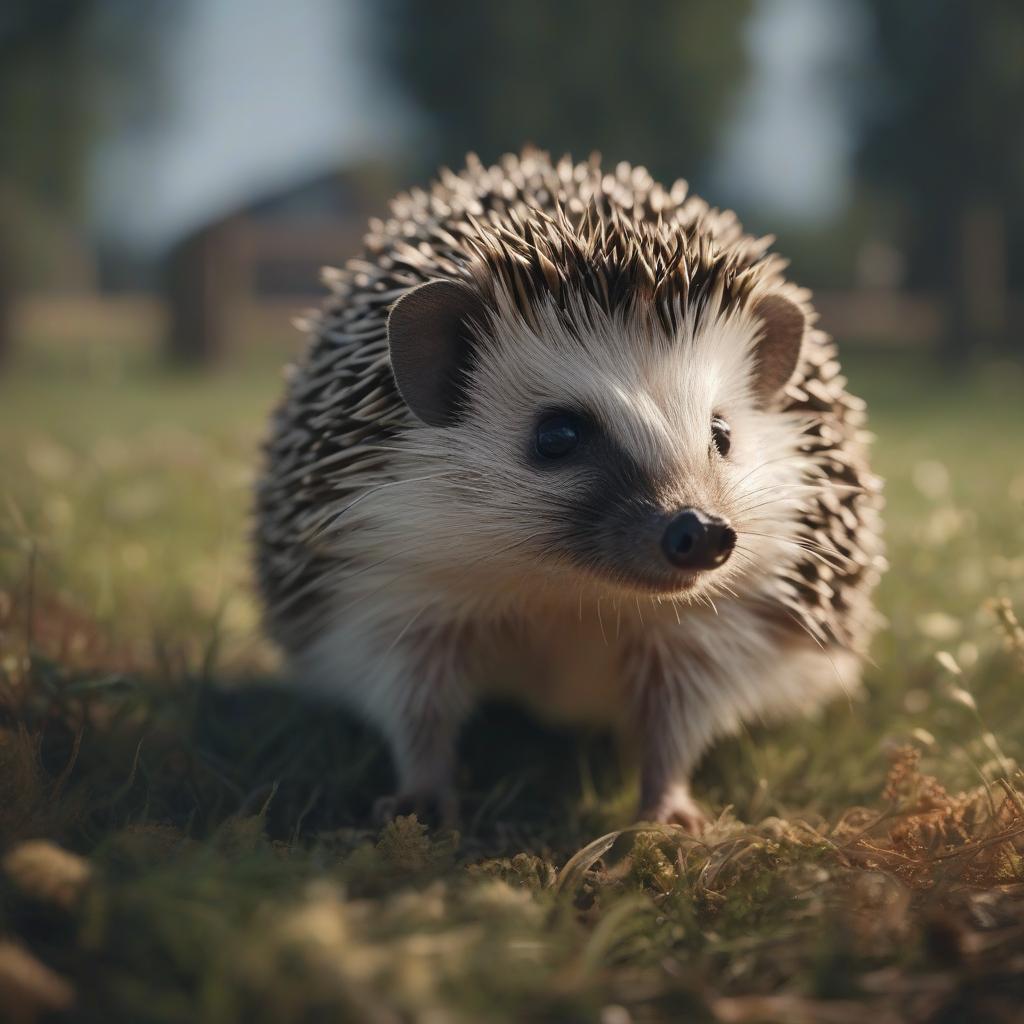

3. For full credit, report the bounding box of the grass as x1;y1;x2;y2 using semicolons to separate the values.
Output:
1;322;1023;1023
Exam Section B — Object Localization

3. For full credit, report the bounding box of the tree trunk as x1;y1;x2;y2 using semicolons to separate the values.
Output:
163;221;239;366
945;199;1008;367
0;242;11;368
961;200;1008;357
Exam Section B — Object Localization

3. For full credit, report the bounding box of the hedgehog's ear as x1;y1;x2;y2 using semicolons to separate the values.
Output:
387;279;488;426
749;293;806;405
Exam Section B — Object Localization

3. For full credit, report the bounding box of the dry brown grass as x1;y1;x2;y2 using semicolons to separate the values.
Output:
2;335;1023;1021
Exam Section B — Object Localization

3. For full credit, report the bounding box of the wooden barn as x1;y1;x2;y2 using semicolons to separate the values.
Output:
162;161;397;364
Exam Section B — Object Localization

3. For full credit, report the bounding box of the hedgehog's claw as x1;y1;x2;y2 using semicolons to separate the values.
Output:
638;785;709;835
372;789;459;830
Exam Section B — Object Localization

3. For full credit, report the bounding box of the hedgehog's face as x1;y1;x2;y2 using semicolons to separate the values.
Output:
388;281;811;602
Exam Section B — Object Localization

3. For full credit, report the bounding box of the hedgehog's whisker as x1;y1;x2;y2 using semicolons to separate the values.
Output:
731;541;854;699
744;539;851;575
720;454;820;505
795;415;827;434
710;578;741;602
731;476;833;498
730;495;813;519
382;602;432;658
727;546;760;571
730;478;866;516
596;597;608;645
734;467;827;501
736;528;850;561
730;549;777;586
731;480;824;501
768;603;853;703
729;484;828;517
735;527;834;548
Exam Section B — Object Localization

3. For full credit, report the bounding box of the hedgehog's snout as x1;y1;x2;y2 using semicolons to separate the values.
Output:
662;509;736;572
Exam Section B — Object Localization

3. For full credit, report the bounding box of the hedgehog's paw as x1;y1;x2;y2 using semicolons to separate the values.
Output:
372;788;459;830
638;784;709;835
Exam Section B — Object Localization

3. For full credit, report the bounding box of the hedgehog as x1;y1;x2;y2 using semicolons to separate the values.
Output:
255;149;885;830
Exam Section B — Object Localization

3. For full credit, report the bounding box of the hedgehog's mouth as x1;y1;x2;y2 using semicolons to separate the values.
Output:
614;569;706;598
567;559;724;601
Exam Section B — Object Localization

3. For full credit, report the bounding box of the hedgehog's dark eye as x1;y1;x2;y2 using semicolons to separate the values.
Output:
711;416;731;457
536;412;583;460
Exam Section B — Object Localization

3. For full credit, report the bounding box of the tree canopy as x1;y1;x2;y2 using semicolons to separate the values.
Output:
377;0;754;190
854;0;1024;356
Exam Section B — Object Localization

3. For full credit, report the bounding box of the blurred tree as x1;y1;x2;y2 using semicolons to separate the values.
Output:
854;0;1024;363
377;0;753;193
0;2;99;210
1;2;81;361
0;223;8;364
0;1;170;363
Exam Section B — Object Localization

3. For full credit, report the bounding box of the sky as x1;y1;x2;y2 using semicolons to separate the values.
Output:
90;0;862;253
90;0;408;251
717;0;867;221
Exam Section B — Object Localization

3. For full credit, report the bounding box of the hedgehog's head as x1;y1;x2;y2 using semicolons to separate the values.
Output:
386;269;813;604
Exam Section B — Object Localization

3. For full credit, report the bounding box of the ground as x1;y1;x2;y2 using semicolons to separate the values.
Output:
1;310;1023;1023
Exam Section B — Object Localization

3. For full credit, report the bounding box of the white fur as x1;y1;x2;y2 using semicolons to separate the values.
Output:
287;296;854;823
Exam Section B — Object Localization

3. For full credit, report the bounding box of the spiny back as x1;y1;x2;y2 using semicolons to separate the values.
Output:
256;149;884;652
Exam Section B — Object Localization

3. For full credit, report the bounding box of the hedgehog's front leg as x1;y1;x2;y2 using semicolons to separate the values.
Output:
368;621;473;829
627;640;715;834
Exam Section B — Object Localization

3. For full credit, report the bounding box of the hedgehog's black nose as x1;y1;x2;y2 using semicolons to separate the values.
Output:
662;509;736;571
